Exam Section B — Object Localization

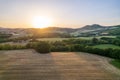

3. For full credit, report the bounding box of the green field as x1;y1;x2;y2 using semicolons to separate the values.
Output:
37;38;69;42
37;36;116;41
78;36;116;40
93;44;120;49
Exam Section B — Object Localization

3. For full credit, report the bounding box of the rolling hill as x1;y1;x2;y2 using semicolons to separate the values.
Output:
0;24;120;37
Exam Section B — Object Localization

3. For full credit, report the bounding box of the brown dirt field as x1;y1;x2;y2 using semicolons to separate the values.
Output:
0;49;120;80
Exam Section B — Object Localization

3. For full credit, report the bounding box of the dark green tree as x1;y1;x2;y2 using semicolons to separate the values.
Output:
35;41;51;53
92;37;98;44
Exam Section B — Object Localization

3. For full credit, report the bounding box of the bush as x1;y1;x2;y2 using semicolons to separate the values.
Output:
83;47;120;59
51;46;69;52
70;44;86;52
92;37;99;44
34;41;51;53
110;59;120;69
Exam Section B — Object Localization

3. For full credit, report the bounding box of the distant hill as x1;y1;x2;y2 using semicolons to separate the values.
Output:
37;24;110;34
0;24;120;37
79;24;105;30
104;25;120;35
70;24;114;36
40;27;76;33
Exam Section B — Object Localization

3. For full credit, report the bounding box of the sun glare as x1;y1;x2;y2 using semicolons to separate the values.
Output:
32;16;52;28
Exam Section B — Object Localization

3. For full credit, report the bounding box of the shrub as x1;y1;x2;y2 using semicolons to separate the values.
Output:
70;44;85;52
92;37;99;44
110;59;120;69
34;41;51;53
51;46;69;52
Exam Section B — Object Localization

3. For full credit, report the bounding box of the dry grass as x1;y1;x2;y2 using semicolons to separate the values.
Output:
0;50;120;80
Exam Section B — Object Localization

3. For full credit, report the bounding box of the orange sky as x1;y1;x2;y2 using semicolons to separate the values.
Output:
0;0;120;28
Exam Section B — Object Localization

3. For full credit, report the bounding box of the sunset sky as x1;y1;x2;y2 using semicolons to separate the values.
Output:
0;0;120;28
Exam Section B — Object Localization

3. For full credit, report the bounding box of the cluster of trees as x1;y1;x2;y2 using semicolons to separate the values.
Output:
108;27;120;35
35;33;72;38
0;38;10;43
50;41;69;52
7;33;72;43
26;40;120;60
0;33;12;43
35;42;51;53
75;46;120;59
111;36;120;46
63;39;91;45
0;33;12;38
100;37;120;46
10;36;31;42
0;37;119;59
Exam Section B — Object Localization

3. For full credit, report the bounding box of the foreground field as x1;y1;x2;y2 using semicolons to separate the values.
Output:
0;50;120;80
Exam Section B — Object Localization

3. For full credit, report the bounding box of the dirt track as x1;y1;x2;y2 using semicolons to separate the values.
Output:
0;49;120;80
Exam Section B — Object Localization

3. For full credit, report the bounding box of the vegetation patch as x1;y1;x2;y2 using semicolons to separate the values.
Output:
110;60;120;69
78;36;116;40
93;44;120;49
34;41;51;53
37;38;68;42
0;44;26;50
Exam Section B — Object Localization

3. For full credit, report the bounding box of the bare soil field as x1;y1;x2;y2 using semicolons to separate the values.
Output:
0;49;120;80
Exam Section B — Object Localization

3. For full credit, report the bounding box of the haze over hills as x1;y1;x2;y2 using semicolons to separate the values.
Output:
0;24;120;37
31;24;120;36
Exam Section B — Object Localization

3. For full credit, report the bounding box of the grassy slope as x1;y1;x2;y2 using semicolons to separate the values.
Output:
37;38;68;42
78;36;116;40
37;36;116;41
93;44;120;49
110;60;120;69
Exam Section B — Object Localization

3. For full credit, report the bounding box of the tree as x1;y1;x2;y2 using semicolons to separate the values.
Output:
92;37;98;44
35;41;51;53
70;44;85;52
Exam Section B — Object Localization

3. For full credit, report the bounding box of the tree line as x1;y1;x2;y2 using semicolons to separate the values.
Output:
26;40;120;60
0;37;120;60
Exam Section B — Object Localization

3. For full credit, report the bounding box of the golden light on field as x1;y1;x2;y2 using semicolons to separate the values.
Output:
32;16;53;28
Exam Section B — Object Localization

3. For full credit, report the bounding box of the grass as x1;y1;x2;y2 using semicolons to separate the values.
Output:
37;36;116;41
93;44;120;49
78;36;116;40
110;59;120;69
37;38;69;42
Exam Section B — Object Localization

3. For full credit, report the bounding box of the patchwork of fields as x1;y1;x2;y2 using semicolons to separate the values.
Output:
37;36;116;41
93;44;120;49
0;49;120;80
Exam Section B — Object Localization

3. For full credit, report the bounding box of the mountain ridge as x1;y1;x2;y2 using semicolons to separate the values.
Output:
0;24;120;36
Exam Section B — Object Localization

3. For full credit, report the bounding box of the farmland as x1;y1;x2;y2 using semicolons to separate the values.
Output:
37;36;116;42
37;38;68;42
0;49;120;80
93;44;120;49
77;36;116;40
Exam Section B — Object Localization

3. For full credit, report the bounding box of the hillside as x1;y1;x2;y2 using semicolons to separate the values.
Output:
105;25;120;35
79;24;105;30
0;24;120;37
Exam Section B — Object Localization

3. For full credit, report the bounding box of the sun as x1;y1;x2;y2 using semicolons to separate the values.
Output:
32;16;52;28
